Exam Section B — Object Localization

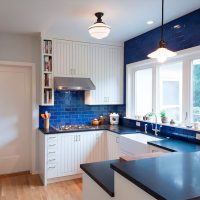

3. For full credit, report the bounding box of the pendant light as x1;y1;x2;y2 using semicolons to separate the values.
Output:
88;12;111;39
147;0;177;63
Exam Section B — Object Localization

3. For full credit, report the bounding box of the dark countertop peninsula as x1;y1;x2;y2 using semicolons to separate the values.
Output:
80;160;120;197
148;139;200;152
111;152;200;200
39;125;200;199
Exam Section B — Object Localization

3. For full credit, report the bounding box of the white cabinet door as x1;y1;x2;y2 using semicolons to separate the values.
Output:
72;42;90;77
60;131;106;177
60;133;80;176
107;131;121;160
85;44;106;104
93;131;107;162
85;44;124;105
104;46;124;104
53;39;73;77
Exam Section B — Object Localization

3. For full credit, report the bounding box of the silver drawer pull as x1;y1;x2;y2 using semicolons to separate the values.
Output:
48;151;56;154
49;159;56;162
49;144;56;147
48;166;56;169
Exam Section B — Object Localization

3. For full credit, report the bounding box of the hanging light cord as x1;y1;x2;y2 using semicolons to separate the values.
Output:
160;0;166;47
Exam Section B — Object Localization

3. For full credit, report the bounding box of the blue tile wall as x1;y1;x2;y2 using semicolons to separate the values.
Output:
120;118;200;144
124;8;200;65
124;9;200;101
39;91;125;128
122;9;200;143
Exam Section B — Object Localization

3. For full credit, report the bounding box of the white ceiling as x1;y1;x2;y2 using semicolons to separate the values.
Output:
0;0;200;45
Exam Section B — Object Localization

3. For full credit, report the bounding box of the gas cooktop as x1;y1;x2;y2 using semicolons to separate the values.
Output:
54;124;100;132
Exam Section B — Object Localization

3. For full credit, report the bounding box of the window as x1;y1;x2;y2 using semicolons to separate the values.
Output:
135;68;152;116
191;59;200;122
126;46;200;125
159;62;183;121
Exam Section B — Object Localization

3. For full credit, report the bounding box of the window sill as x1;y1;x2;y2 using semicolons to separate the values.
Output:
124;117;200;133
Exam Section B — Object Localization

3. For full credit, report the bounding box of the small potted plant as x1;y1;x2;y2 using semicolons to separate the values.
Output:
160;110;168;123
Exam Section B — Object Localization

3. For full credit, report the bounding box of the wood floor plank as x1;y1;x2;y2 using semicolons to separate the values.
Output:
0;174;82;200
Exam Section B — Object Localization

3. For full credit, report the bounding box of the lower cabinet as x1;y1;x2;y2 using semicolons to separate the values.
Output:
38;130;171;185
107;131;122;160
60;131;106;176
39;130;107;185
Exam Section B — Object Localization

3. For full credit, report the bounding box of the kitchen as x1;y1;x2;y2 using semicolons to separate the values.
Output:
0;0;200;199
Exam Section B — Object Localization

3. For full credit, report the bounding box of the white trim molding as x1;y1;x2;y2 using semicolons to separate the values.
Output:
0;60;38;174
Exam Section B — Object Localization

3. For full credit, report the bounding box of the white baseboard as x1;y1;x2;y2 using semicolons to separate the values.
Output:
48;174;82;184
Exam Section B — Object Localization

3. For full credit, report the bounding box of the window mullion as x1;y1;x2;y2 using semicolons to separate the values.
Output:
182;58;191;124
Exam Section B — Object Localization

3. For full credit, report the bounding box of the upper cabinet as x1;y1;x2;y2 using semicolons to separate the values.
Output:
53;39;72;77
53;40;89;78
72;42;90;77
85;44;124;105
43;37;124;105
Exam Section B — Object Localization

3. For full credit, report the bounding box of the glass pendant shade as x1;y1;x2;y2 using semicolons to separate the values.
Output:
148;46;177;63
88;23;111;39
147;0;177;63
88;12;111;39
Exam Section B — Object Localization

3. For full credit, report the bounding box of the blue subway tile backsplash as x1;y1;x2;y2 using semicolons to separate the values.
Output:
39;91;125;128
120;117;200;144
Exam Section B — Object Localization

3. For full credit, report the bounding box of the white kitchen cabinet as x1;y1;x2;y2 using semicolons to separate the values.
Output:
53;39;73;77
54;40;90;78
107;131;122;160
104;46;124;104
72;41;90;77
60;131;106;176
85;44;106;104
38;130;107;185
52;38;123;105
85;44;124;105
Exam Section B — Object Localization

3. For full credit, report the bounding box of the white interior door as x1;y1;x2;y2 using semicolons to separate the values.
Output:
0;64;32;175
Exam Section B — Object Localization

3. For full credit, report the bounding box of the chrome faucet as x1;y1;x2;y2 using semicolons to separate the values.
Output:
151;112;162;136
144;124;148;134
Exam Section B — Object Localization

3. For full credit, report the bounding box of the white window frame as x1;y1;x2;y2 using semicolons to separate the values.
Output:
126;45;200;124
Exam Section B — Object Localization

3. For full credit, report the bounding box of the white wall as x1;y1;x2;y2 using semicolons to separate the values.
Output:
0;33;40;173
0;33;40;102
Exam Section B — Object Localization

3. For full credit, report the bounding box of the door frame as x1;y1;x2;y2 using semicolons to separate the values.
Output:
0;61;38;174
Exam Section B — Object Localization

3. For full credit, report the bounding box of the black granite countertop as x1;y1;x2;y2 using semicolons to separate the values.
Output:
111;152;200;200
39;125;200;199
38;125;142;135
80;160;120;197
148;139;200;152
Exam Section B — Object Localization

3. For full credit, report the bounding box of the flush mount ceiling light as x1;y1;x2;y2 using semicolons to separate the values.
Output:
147;20;154;25
88;12;111;39
147;0;177;63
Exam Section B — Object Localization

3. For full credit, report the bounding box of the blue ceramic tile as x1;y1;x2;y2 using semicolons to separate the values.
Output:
39;91;126;127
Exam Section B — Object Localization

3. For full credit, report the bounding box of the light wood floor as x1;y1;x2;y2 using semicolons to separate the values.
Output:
0;173;82;200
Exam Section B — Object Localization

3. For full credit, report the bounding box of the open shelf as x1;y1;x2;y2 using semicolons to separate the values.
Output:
40;38;54;106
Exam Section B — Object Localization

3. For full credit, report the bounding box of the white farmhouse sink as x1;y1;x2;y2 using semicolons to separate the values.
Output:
119;133;163;156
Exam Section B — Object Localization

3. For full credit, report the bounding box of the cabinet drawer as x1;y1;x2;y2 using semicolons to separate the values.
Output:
47;149;57;157
47;135;57;141
47;156;57;164
47;164;58;178
47;140;57;149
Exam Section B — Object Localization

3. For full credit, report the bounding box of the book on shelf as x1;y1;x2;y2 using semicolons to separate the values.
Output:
44;55;52;72
44;89;52;104
43;40;52;54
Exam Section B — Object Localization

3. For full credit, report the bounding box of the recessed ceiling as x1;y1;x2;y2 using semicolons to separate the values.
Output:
0;0;199;45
